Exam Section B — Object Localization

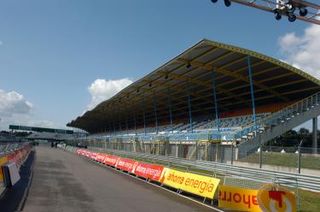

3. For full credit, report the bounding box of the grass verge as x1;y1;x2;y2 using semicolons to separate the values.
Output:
239;152;320;170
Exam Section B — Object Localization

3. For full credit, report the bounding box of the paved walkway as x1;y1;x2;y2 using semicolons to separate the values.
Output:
23;146;214;212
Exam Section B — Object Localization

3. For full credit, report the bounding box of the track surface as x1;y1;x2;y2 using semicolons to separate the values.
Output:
23;146;215;212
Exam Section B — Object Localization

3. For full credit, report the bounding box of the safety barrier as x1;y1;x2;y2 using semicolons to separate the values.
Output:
61;146;301;211
88;147;320;193
74;148;221;200
0;143;32;195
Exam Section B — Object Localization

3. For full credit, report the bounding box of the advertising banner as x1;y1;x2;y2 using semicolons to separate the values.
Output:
218;185;260;212
133;162;164;182
85;151;93;158
103;155;120;167
115;158;138;173
257;184;296;212
95;153;106;163
90;152;98;160
81;150;88;157
162;168;220;199
0;156;8;182
82;150;89;157
7;151;20;164
76;149;83;155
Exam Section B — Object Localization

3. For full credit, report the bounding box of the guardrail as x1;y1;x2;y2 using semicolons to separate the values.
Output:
89;147;320;193
0;143;32;196
0;143;25;156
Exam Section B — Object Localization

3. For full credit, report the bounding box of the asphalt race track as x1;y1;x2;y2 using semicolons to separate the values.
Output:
22;146;215;212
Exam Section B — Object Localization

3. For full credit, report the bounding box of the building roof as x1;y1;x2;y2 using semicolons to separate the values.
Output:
68;39;320;133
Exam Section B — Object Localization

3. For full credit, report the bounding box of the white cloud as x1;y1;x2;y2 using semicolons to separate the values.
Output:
0;89;32;130
87;78;133;110
0;89;59;130
0;41;3;46
0;89;33;117
278;24;320;79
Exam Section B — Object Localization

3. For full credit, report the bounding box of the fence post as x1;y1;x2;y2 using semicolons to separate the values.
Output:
259;136;262;168
298;139;303;174
231;142;234;165
298;145;301;174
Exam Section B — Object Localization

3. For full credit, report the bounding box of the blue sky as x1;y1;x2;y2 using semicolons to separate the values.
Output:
0;0;318;130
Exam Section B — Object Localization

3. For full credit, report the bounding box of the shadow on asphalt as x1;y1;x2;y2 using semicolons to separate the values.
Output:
0;150;35;212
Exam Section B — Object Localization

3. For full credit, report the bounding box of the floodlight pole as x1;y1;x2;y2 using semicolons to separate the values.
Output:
247;56;257;133
167;87;173;134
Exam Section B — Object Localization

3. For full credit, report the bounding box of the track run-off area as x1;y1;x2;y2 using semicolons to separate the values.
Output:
22;145;217;212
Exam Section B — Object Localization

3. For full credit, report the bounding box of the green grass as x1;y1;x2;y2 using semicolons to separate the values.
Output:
299;189;320;211
240;152;320;170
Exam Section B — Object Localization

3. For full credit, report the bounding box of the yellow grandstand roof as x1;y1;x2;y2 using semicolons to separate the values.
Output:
68;39;320;133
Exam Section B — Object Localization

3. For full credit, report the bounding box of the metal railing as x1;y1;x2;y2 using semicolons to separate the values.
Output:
235;91;320;141
88;147;320;193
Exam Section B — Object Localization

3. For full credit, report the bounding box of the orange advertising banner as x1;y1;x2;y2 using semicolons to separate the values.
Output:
218;185;261;212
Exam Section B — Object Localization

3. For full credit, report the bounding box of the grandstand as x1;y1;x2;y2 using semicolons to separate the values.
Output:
68;39;320;161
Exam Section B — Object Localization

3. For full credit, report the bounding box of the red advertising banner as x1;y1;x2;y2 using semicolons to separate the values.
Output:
82;150;89;157
7;152;17;163
76;149;83;155
103;155;120;167
115;158;138;173
90;152;98;160
85;151;93;158
4;144;31;169
95;153;106;163
133;162;164;182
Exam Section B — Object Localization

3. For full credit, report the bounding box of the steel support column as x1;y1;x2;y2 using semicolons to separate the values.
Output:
167;87;173;133
188;94;193;133
125;107;129;135
313;117;318;154
142;94;146;136
134;111;137;135
247;56;257;132
118;108;122;133
212;69;220;134
153;92;159;134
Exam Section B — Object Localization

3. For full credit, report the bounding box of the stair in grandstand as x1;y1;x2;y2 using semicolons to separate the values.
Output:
236;91;320;158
